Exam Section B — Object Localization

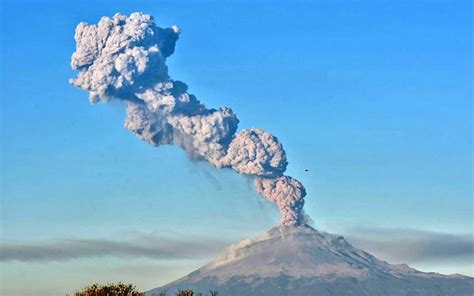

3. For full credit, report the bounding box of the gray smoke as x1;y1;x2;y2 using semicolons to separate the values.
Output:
70;12;307;226
255;176;306;226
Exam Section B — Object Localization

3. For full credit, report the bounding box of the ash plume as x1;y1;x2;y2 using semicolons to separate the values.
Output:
70;12;307;226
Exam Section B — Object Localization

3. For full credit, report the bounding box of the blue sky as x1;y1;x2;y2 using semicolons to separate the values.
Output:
1;0;472;295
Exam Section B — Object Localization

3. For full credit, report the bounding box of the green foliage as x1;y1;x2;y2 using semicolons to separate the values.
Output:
73;282;144;296
71;283;218;296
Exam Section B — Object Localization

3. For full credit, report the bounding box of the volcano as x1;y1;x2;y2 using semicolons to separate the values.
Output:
148;224;473;295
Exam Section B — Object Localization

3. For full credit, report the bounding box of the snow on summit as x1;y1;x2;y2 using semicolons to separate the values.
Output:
149;225;474;296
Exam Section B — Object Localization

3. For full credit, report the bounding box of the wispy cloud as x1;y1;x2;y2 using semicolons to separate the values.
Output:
0;233;231;262
344;227;474;264
3;227;472;269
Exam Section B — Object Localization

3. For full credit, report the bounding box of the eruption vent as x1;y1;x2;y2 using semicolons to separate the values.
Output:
70;12;308;226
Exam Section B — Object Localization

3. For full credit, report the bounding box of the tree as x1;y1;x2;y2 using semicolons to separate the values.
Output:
73;282;144;296
176;289;194;296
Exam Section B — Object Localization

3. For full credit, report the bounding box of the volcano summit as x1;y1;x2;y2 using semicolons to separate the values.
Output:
149;225;473;296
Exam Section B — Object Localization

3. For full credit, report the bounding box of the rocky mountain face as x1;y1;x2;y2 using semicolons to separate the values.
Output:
148;225;473;295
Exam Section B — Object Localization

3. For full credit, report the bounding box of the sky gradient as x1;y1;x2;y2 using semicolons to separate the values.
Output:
1;0;472;295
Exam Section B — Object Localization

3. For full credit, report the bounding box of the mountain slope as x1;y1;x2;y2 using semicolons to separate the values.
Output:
148;225;473;295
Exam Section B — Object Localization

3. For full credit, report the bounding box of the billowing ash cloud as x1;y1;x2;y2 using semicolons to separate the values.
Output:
255;176;306;226
70;12;307;226
224;128;288;177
